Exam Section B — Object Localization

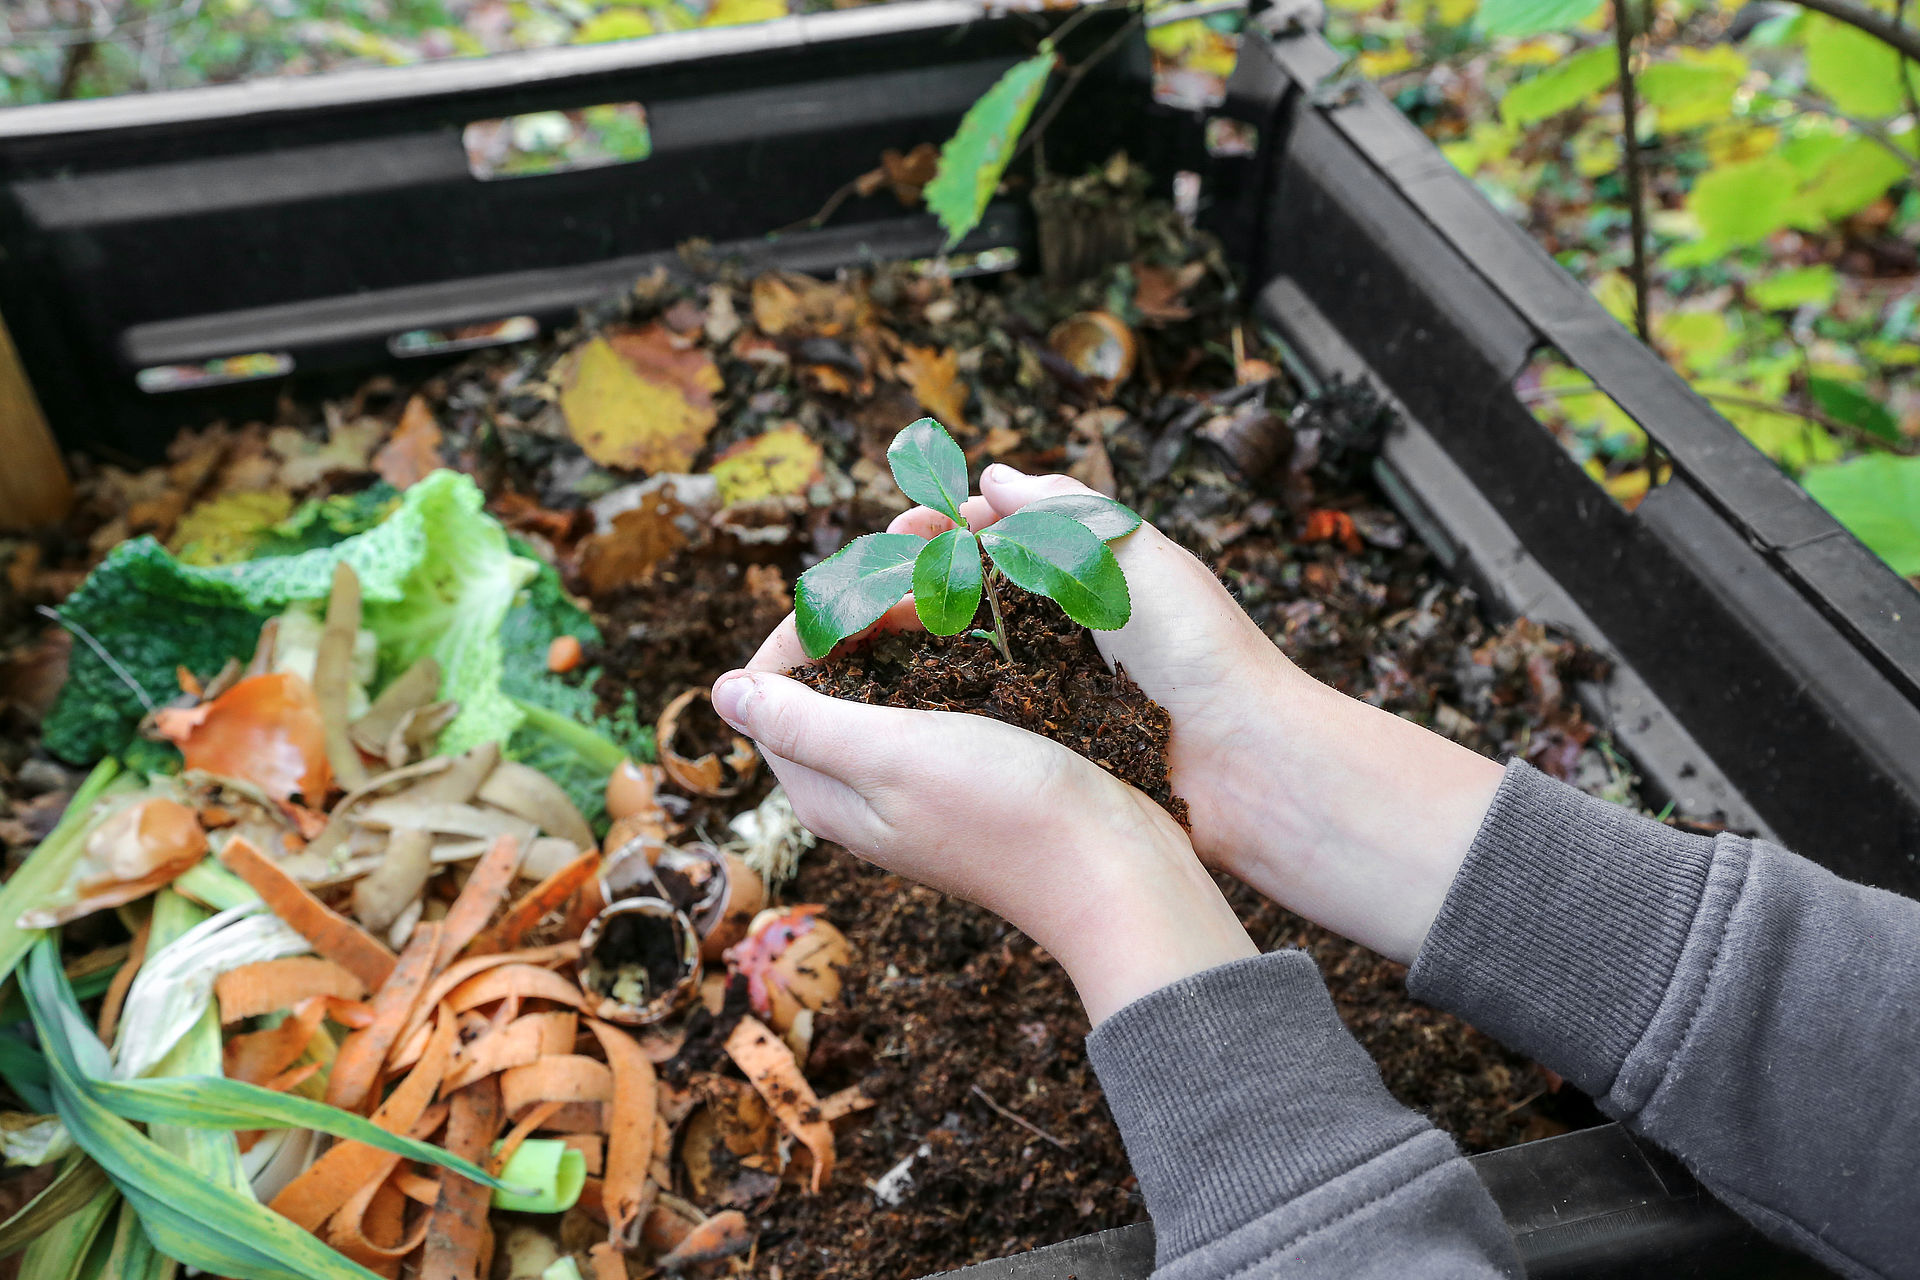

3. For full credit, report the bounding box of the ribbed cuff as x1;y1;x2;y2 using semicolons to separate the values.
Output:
1407;760;1716;1098
1086;950;1432;1266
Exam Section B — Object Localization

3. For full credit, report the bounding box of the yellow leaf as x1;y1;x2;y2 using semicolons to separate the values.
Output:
898;345;972;434
703;0;786;26
1589;271;1638;326
1503;38;1567;68
1359;48;1418;77
170;491;296;566
560;329;721;474
1704;122;1777;166
708;425;825;504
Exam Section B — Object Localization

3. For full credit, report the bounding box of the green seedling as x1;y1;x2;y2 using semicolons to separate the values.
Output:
794;418;1141;661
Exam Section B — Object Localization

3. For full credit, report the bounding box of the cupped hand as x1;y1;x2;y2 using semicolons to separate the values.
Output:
750;466;1505;965
709;669;1254;1023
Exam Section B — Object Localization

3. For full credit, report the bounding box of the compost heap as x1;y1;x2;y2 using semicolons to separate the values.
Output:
0;181;1626;1280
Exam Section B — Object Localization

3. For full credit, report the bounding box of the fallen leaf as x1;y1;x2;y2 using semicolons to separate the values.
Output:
561;328;721;474
372;397;444;490
269;417;385;490
751;272;857;338
153;671;332;806
169;490;296;566
578;490;690;597
881;143;940;206
1067;408;1121;497
1133;260;1207;324
898;345;972;434
0;627;71;724
709;425;826;505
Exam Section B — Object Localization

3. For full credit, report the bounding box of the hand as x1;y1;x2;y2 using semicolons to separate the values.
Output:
709;669;1255;1023
754;466;1506;965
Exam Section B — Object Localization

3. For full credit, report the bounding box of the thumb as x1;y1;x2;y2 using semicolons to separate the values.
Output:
978;464;1099;519
711;670;892;786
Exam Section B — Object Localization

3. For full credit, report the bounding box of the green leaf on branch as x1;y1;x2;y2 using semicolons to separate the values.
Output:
911;529;984;636
924;52;1054;249
1021;493;1143;541
1806;16;1920;119
1637;49;1746;131
1804;455;1920;575
1500;47;1618;127
794;533;922;659
1808;377;1901;444
887;417;970;524
1688;156;1796;247
1477;0;1602;39
1785;137;1909;226
980;511;1130;631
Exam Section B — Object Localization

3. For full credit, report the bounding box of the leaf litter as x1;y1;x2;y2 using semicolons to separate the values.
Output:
0;155;1651;1280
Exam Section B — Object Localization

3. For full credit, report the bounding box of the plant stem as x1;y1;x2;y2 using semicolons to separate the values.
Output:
982;570;1014;663
1010;11;1147;168
1613;0;1652;345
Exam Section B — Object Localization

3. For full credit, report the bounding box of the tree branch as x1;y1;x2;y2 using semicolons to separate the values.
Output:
1613;0;1652;344
1781;94;1920;182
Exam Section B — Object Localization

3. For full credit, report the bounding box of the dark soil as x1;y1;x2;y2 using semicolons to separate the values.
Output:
793;590;1189;829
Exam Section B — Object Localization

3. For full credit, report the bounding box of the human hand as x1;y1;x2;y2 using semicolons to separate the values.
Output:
749;466;1505;965
708;669;1255;1023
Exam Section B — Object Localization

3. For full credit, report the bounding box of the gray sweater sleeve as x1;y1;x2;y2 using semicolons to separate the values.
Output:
1086;759;1920;1279
1408;761;1920;1280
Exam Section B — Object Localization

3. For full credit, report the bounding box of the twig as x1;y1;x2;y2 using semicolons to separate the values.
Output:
1898;0;1920;130
1778;94;1920;182
1522;383;1919;456
36;605;157;712
1789;0;1920;65
1613;0;1652;344
1010;11;1148;168
970;1084;1071;1151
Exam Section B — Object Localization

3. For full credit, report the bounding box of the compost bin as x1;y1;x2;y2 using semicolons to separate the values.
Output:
0;1;1913;1276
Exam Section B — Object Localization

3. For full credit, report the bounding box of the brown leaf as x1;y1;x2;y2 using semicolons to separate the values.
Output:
578;491;689;597
0;627;70;724
1132;260;1207;325
898;345;972;434
880;143;939;206
1067;409;1121;497
751;272;857;338
270;417;384;490
373;397;444;490
561;327;721;474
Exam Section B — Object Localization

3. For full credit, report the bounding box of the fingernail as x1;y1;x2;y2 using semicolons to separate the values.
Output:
985;463;1022;484
711;671;753;730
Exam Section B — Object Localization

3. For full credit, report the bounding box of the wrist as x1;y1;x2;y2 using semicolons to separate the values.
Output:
1030;812;1257;1025
1201;672;1504;965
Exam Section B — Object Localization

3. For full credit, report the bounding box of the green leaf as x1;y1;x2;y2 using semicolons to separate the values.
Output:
794;533;924;659
911;530;984;636
1804;454;1920;575
1477;0;1602;38
1749;265;1838;311
1806;16;1918;119
1499;48;1618;127
1785;137;1909;227
924;52;1054;248
1688;156;1797;248
1637;50;1745;131
887;418;970;524
18;1175;115;1280
980;511;1130;631
1808;377;1901;444
1020;493;1143;542
22;940;389;1280
0;1155;110;1259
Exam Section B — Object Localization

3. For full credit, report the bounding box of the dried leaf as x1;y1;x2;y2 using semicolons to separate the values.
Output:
577;491;689;597
898;346;972;435
1132;260;1207;324
561;328;721;474
269;417;384;489
880;143;940;206
750;272;857;338
373;397;445;490
708;425;825;505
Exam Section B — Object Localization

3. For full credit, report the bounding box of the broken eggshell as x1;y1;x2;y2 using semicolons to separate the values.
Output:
656;688;759;798
722;906;849;1035
578;896;701;1026
1046;310;1136;397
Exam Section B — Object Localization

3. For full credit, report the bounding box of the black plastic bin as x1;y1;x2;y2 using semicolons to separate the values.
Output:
2;5;1911;1275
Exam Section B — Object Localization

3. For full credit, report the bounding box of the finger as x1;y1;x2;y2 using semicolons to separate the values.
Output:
886;495;997;538
748;613;810;673
712;670;914;788
759;752;883;854
978;464;1098;519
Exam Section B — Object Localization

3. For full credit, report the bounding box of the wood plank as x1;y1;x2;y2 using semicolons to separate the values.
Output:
0;311;71;531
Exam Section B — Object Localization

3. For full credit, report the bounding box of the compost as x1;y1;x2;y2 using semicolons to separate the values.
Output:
0;179;1625;1280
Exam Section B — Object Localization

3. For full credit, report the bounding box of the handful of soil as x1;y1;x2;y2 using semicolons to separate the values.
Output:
794;591;1190;827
